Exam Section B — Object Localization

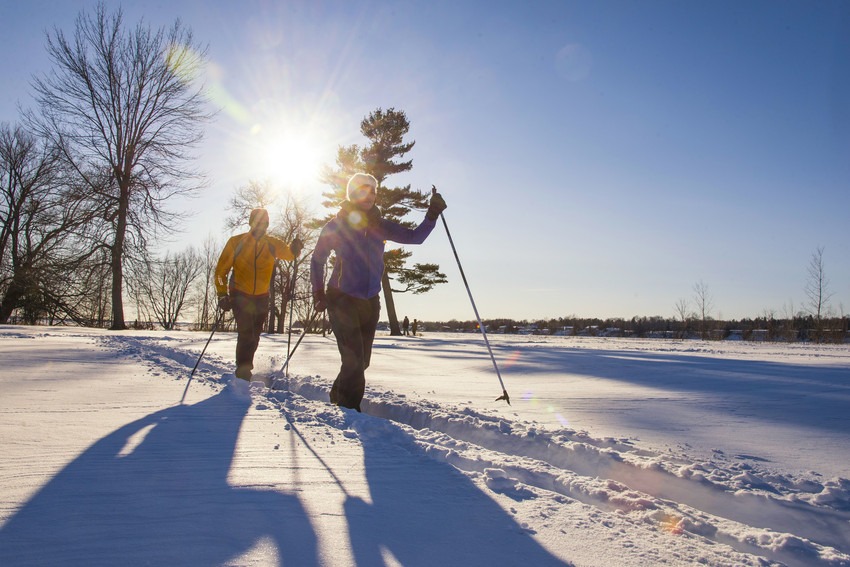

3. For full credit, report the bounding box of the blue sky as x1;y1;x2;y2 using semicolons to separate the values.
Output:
2;0;849;321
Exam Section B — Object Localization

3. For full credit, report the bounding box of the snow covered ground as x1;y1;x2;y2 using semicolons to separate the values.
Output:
0;324;848;566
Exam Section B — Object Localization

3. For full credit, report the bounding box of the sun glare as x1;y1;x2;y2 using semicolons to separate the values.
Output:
258;132;326;191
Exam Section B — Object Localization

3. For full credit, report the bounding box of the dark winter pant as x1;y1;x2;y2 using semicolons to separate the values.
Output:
327;289;381;412
232;291;269;379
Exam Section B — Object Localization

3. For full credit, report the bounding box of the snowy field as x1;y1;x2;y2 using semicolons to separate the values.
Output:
0;324;848;566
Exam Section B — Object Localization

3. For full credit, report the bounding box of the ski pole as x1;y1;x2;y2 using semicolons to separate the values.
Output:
285;258;299;378
271;309;322;389
433;186;510;405
181;309;225;404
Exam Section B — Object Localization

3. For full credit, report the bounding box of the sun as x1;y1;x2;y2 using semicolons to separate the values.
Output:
258;131;326;191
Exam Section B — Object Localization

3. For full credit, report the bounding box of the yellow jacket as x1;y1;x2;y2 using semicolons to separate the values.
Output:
215;232;295;297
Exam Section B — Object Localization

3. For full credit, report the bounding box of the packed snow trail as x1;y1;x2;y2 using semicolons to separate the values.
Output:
108;331;849;566
2;326;849;567
268;373;850;567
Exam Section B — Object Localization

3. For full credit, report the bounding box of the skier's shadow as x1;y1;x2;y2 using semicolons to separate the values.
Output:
343;415;572;566
0;390;318;566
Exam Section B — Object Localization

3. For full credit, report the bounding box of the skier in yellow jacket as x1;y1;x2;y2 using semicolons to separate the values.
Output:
215;208;303;381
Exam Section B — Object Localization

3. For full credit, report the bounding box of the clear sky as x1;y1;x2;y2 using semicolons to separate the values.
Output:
2;0;849;322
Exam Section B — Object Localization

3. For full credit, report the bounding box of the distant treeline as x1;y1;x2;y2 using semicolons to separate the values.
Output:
413;315;850;344
5;312;849;344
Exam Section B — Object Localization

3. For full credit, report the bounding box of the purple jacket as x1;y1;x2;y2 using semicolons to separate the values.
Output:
311;203;436;299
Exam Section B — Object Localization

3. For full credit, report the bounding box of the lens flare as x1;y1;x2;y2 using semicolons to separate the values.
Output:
212;85;250;123
346;210;366;230
502;349;522;369
659;513;685;535
165;43;203;84
521;390;570;427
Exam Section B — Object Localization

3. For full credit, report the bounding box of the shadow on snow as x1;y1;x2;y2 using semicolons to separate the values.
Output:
397;337;850;435
0;390;319;566
339;413;571;567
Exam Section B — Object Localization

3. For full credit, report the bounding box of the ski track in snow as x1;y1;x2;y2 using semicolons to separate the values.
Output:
102;333;850;567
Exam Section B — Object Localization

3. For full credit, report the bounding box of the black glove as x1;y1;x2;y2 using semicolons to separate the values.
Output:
218;295;233;312
313;290;327;312
426;191;447;220
290;237;304;258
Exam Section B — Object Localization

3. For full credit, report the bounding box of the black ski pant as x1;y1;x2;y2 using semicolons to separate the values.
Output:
327;289;381;412
232;291;269;379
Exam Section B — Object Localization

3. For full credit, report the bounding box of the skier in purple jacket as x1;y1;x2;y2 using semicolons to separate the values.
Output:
311;172;447;411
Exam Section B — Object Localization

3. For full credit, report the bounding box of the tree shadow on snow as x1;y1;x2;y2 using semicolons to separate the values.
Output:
343;415;572;567
503;346;850;433
396;337;850;435
0;390;318;566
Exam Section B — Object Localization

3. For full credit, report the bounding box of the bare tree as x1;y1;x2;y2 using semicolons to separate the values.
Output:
693;280;713;339
225;179;278;233
128;248;203;330
269;192;315;334
192;234;223;330
804;246;833;342
28;3;210;329
68;249;112;327
673;297;690;339
0;124;95;324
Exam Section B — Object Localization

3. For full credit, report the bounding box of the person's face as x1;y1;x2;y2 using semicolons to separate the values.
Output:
251;218;269;237
349;183;377;210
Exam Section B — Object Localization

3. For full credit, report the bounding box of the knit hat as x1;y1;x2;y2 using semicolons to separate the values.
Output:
249;208;269;227
346;173;378;200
